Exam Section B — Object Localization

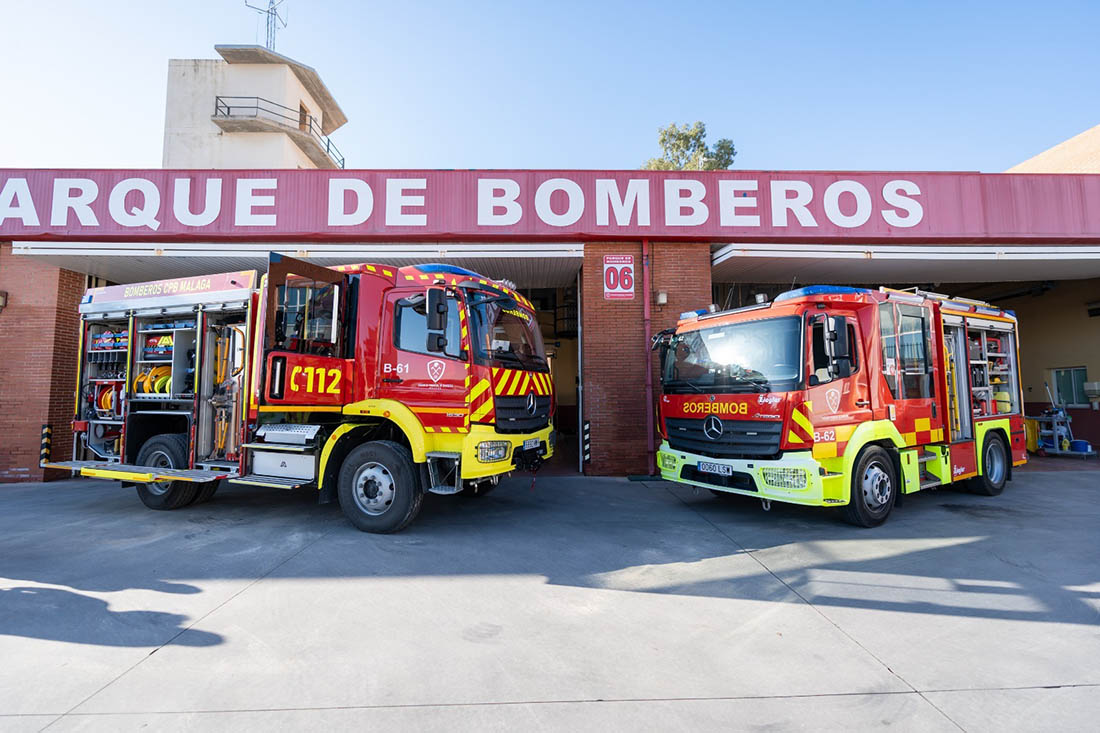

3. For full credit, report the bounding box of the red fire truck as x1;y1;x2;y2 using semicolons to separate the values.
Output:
653;286;1026;526
43;255;555;533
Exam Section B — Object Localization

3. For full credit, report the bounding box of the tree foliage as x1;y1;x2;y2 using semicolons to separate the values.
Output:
642;121;736;171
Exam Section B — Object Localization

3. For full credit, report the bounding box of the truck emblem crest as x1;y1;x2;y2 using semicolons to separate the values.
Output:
703;415;724;440
427;360;445;383
525;392;537;416
826;388;841;414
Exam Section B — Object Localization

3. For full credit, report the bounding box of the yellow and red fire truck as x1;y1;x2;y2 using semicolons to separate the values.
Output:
43;254;555;532
653;286;1026;526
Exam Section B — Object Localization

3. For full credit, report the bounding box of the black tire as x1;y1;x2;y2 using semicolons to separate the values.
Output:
970;433;1008;496
337;440;423;533
843;446;897;527
192;481;220;504
134;434;199;510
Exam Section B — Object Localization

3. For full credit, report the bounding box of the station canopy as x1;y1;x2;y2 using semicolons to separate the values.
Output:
3;168;1100;286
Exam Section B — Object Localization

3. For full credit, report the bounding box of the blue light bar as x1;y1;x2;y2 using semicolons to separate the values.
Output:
774;285;871;302
417;263;483;278
679;308;709;320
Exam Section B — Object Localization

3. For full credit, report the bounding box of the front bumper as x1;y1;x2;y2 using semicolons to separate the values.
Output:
459;423;555;479
657;440;845;506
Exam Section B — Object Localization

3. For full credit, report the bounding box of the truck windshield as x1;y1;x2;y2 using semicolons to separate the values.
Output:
663;316;801;393
468;292;549;372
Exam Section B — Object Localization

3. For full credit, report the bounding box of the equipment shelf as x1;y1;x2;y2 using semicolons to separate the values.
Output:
138;327;196;334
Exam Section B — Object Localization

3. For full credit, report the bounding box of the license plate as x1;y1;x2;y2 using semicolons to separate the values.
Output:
698;461;733;476
523;438;540;450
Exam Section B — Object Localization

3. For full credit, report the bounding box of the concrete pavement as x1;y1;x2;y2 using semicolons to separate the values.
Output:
1;467;1097;731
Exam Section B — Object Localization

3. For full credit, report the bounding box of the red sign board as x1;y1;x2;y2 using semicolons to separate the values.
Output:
3;168;1100;244
603;255;635;300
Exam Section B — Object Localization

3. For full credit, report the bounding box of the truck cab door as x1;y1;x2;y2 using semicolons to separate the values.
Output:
876;301;944;446
261;254;352;409
376;289;469;433
804;312;872;454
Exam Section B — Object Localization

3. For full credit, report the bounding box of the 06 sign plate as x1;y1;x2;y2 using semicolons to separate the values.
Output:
603;254;635;300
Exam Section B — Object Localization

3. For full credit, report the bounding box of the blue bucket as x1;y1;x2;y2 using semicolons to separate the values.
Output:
1069;439;1091;453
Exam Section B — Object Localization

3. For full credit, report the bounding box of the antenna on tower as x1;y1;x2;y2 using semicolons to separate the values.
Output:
245;0;288;51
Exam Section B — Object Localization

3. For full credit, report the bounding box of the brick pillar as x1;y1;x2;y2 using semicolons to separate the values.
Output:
581;241;712;475
0;243;84;483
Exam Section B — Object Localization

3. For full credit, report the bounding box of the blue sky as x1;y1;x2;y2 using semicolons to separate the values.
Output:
1;0;1097;172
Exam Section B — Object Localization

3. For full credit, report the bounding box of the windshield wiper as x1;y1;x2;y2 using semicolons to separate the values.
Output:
740;377;771;393
490;349;525;366
667;379;705;393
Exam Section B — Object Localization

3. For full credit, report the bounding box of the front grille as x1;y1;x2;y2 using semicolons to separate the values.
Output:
494;394;551;433
665;417;782;459
680;465;758;492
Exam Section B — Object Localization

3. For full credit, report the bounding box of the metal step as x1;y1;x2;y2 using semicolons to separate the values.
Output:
918;451;937;464
919;474;942;489
41;460;232;484
241;442;315;454
228;474;306;490
255;423;321;445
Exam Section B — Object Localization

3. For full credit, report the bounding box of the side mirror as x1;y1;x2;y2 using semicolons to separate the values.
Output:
427;332;447;353
426;287;448;332
824;315;850;360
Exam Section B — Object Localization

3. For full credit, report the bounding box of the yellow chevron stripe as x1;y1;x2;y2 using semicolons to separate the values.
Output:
507;371;523;395
791;406;813;435
787;430;805;444
494;369;511;393
519;373;531;395
440;427;451;433
469;378;491;402
471;400;494;422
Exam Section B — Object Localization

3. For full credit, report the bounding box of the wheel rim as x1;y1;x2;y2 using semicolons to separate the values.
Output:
985;440;1006;485
861;460;892;510
353;462;396;516
145;449;174;496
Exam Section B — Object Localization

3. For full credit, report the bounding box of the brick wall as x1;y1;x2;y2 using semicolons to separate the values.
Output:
581;241;712;475
0;243;83;483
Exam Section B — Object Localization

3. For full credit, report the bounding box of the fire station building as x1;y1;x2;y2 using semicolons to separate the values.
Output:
2;46;1100;482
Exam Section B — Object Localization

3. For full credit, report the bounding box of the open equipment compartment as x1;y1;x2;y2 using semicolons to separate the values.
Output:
76;316;131;462
196;308;250;470
58;271;259;478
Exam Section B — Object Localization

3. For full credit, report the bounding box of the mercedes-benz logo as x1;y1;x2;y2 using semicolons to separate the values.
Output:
525;392;537;416
703;414;724;441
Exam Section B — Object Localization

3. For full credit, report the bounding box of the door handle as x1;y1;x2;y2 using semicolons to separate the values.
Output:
855;399;870;407
382;377;403;384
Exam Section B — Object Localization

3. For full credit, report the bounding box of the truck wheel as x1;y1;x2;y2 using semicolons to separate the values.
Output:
338;440;423;533
843;446;897;528
193;481;219;504
970;433;1008;496
134;434;199;510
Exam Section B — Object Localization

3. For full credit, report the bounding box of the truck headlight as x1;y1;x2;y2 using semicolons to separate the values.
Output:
659;452;678;470
761;467;807;490
477;441;511;463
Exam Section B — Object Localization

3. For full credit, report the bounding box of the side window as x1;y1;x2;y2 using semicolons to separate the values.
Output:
898;305;934;399
394;297;462;359
1054;366;1088;407
878;303;899;399
810;318;859;385
276;280;340;355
